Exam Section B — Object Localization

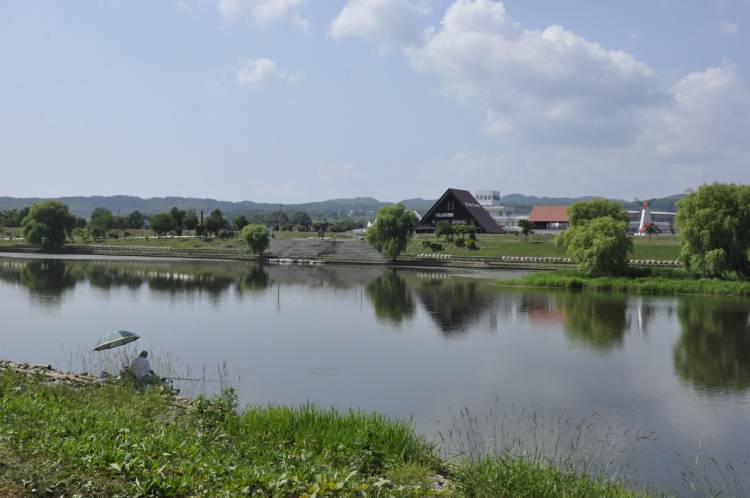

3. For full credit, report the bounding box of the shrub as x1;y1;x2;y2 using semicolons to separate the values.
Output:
430;242;443;252
455;238;465;248
558;217;633;276
467;239;477;250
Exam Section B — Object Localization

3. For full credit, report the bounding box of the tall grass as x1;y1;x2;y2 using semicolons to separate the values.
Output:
438;404;661;498
0;373;672;497
0;372;439;496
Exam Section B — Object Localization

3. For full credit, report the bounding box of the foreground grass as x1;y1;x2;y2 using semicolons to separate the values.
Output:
504;270;750;296
0;374;657;497
406;235;681;261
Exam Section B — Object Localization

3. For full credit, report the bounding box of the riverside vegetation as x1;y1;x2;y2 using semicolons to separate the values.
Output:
0;372;657;497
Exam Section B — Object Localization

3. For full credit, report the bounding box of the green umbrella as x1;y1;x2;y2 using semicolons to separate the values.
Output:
94;330;140;352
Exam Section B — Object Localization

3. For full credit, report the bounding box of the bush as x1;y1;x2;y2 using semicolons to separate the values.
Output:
467;239;477;250
455;238;465;248
430;242;444;252
677;183;750;278
558;217;633;276
421;240;432;248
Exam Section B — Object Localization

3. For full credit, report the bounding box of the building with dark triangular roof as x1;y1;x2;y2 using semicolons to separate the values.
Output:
417;189;500;234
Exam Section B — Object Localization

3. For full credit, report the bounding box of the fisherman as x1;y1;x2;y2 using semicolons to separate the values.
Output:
129;351;160;384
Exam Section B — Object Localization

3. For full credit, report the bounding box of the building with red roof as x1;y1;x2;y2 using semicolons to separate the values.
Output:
528;206;569;231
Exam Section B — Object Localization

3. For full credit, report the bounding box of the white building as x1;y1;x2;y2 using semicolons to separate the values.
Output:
474;190;528;232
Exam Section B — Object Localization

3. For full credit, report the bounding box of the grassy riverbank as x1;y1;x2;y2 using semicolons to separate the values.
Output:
0;373;655;497
406;234;681;261
503;270;750;296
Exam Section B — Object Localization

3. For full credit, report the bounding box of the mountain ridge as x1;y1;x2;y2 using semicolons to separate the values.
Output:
0;193;685;218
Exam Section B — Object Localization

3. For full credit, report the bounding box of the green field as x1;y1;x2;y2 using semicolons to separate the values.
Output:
406;234;681;261
0;373;657;497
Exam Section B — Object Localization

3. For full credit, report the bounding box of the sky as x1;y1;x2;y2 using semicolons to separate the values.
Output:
1;0;749;203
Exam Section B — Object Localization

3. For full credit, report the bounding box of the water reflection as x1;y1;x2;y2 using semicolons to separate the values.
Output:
365;271;415;324
673;297;750;393
413;276;496;335
557;293;630;351
520;291;630;351
0;260;79;305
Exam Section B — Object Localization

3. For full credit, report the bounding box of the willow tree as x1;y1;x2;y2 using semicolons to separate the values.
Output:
21;200;76;252
366;204;419;261
677;183;750;278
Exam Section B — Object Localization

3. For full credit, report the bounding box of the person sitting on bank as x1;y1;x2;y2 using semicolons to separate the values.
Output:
130;351;160;384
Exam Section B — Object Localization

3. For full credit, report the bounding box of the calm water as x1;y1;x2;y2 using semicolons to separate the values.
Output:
2;254;750;495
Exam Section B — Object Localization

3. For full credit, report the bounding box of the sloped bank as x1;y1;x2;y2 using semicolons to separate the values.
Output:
0;243;683;272
0;364;656;497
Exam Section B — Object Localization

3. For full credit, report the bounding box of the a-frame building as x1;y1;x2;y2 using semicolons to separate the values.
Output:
417;188;500;234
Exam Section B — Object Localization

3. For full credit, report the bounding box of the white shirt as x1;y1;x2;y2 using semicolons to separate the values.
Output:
130;356;152;379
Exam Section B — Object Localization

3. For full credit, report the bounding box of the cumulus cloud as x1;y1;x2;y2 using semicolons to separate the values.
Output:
218;0;306;28
329;0;430;47
406;0;659;145
639;65;750;162
717;21;739;35
236;58;301;86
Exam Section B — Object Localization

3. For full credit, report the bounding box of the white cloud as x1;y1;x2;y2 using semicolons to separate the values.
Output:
406;0;658;145
236;58;301;86
639;65;750;162
717;21;739;35
218;0;307;28
329;0;430;47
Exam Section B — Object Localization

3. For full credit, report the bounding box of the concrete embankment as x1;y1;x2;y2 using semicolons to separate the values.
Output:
0;240;684;271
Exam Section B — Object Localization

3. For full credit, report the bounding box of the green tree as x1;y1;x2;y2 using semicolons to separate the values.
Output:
205;209;227;236
241;224;270;255
677;183;750;278
567;198;629;226
518;219;534;242
366;204;419;261
149;212;175;236
558;217;633;276
435;220;452;240
170;207;186;235
21;200;76;251
233;215;250;231
90;208;114;231
184;209;199;231
128;210;145;229
112;215;130;231
290;211;312;229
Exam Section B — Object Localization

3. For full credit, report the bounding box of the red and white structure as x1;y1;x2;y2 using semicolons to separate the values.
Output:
636;201;660;236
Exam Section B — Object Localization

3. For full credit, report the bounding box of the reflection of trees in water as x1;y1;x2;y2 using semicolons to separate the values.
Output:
86;266;144;291
556;292;629;351
147;273;234;299
365;271;415;324
236;265;270;294
414;278;495;335
673;298;750;393
18;260;78;305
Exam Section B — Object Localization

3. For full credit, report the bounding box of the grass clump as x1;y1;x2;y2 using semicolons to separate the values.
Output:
455;456;652;498
504;270;750;296
0;373;667;497
0;372;440;497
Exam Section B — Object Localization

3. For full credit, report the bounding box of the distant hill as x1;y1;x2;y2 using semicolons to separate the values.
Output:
0;195;431;220
500;193;685;213
0;192;685;220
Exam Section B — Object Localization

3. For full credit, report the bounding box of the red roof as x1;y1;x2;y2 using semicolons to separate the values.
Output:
528;206;569;223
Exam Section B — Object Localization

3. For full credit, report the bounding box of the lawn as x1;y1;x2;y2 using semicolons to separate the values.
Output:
406;234;681;261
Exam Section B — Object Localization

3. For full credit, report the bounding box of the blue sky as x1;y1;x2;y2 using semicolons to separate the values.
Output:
1;0;748;202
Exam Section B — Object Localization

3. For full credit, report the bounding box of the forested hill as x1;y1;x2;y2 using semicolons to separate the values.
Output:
0;193;683;219
0;195;435;219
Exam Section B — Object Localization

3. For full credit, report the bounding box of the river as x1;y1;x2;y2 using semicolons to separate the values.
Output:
1;254;749;496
